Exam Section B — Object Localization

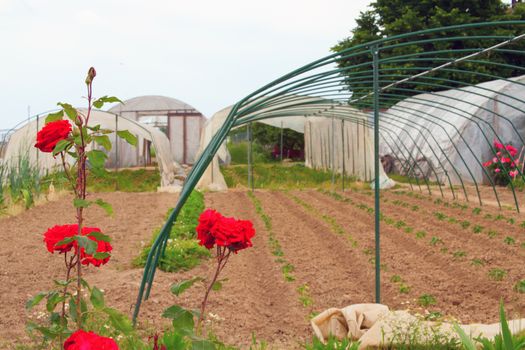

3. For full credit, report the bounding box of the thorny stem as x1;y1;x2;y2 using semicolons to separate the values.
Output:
73;76;93;330
59;253;75;348
60;152;77;195
196;247;231;335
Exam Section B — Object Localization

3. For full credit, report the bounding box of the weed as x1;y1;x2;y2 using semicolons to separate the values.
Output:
488;268;507;281
394;220;407;229
448;217;458;224
418;294;437;307
504;236;516;245
411;205;419;211
472;225;483;234
483;213;493;220
514;280;525;293
495;214;505;221
459;220;471;229
399;283;411;294
471;258;485;267
391;275;402;283
430;236;444;246
440;247;449;254
304;336;358;350
452;251;466;259
404;226;414;234
472;207;481;215
424;311;443;321
507;217;515;225
434;212;446;220
487;230;498;238
520;221;525;229
415;231;427;239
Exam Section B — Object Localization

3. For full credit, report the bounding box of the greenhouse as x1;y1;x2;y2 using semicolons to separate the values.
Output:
0;109;181;188
108;95;205;165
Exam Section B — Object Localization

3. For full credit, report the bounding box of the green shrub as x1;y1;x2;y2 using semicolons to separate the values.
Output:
227;141;271;164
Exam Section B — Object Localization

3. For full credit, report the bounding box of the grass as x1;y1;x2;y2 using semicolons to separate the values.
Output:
134;191;210;272
222;162;359;190
0;152;43;211
515;280;525;293
488;268;507;281
418;294;437;307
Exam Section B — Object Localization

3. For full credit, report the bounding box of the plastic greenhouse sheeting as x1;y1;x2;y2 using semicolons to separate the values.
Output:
196;100;394;191
381;75;525;185
2;109;182;188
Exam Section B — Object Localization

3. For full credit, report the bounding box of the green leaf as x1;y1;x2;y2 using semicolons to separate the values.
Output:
90;287;105;309
86;149;107;169
45;110;64;124
26;292;47;309
93;96;123;109
57;103;78;121
499;301;514;350
162;305;195;333
87;231;111;242
69;297;88;324
55;236;75;247
94;199;113;216
73;198;91;208
76;235;97;255
53;279;73;287
104;307;133;334
93;135;112;151
170;277;202;296
453;324;477;350
191;339;216;350
116;130;137;146
211;281;223;291
52;139;71;156
46;292;64;312
93;252;110;260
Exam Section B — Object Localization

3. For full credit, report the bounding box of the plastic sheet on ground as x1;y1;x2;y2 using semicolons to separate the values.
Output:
311;304;525;349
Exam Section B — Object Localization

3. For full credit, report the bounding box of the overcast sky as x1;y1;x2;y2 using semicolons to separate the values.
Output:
0;0;375;130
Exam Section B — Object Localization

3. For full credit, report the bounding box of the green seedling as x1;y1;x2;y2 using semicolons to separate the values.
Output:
418;294;437;307
488;268;507;281
504;236;516;245
434;212;446;220
487;230;498;238
471;258;485;267
460;220;471;229
399;283;411;294
514;280;525;293
472;225;483;234
390;275;402;283
472;207;481;215
452;250;466;259
430;236;444;246
415;231;427;239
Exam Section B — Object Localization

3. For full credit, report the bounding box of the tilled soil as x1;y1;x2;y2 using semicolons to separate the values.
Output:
1;189;523;349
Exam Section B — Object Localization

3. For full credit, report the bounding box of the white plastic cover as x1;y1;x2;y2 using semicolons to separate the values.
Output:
2;109;181;188
381;75;525;185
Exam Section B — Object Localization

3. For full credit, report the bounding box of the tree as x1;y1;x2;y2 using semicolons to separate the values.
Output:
332;1;525;108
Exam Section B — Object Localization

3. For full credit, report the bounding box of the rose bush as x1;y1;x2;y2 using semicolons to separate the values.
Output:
483;139;522;186
34;119;72;153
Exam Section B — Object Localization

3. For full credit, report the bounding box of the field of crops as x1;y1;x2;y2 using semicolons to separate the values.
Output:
2;181;524;349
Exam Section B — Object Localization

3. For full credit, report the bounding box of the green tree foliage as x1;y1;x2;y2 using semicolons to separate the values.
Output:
332;1;525;108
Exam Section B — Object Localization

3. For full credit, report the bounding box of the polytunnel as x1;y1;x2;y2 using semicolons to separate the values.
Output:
108;95;205;165
196;101;394;191
133;21;525;321
1;109;181;188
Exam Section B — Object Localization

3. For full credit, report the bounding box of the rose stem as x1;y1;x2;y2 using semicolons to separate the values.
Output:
196;247;231;335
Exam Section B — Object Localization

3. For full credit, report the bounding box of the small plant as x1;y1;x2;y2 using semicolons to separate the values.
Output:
504;236;516;245
495;214;505;221
411;205;419;211
416;231;427;239
460;220;471;229
418;294;437;307
297;284;314;307
394;220;406;228
507;217;515;225
391;275;402;283
471;258;485;267
304;336;359;350
520;221;525;228
434;212;447;220
472;225;484;234
425;311;443;321
487;229;498;238
399;283;411;294
452;250;467;259
472;207;482;215
430;236;444;246
448;217;458;224
514;280;525;293
404;226;414;234
488;268;507;281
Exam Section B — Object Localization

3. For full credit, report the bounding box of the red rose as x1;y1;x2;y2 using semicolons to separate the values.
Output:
43;225;111;266
229;219;255;252
64;330;119;350
506;144;518;157
43;224;79;254
80;228;112;267
196;209;223;249
494;140;504;150
211;216;239;247
34;119;72;153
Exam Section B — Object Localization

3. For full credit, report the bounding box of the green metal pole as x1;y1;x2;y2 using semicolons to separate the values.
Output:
248;123;253;191
372;44;381;304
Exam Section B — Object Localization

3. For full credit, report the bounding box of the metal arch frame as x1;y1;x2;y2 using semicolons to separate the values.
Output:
133;21;525;322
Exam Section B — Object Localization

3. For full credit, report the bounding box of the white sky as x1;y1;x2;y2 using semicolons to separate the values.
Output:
0;0;372;130
3;1;514;131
